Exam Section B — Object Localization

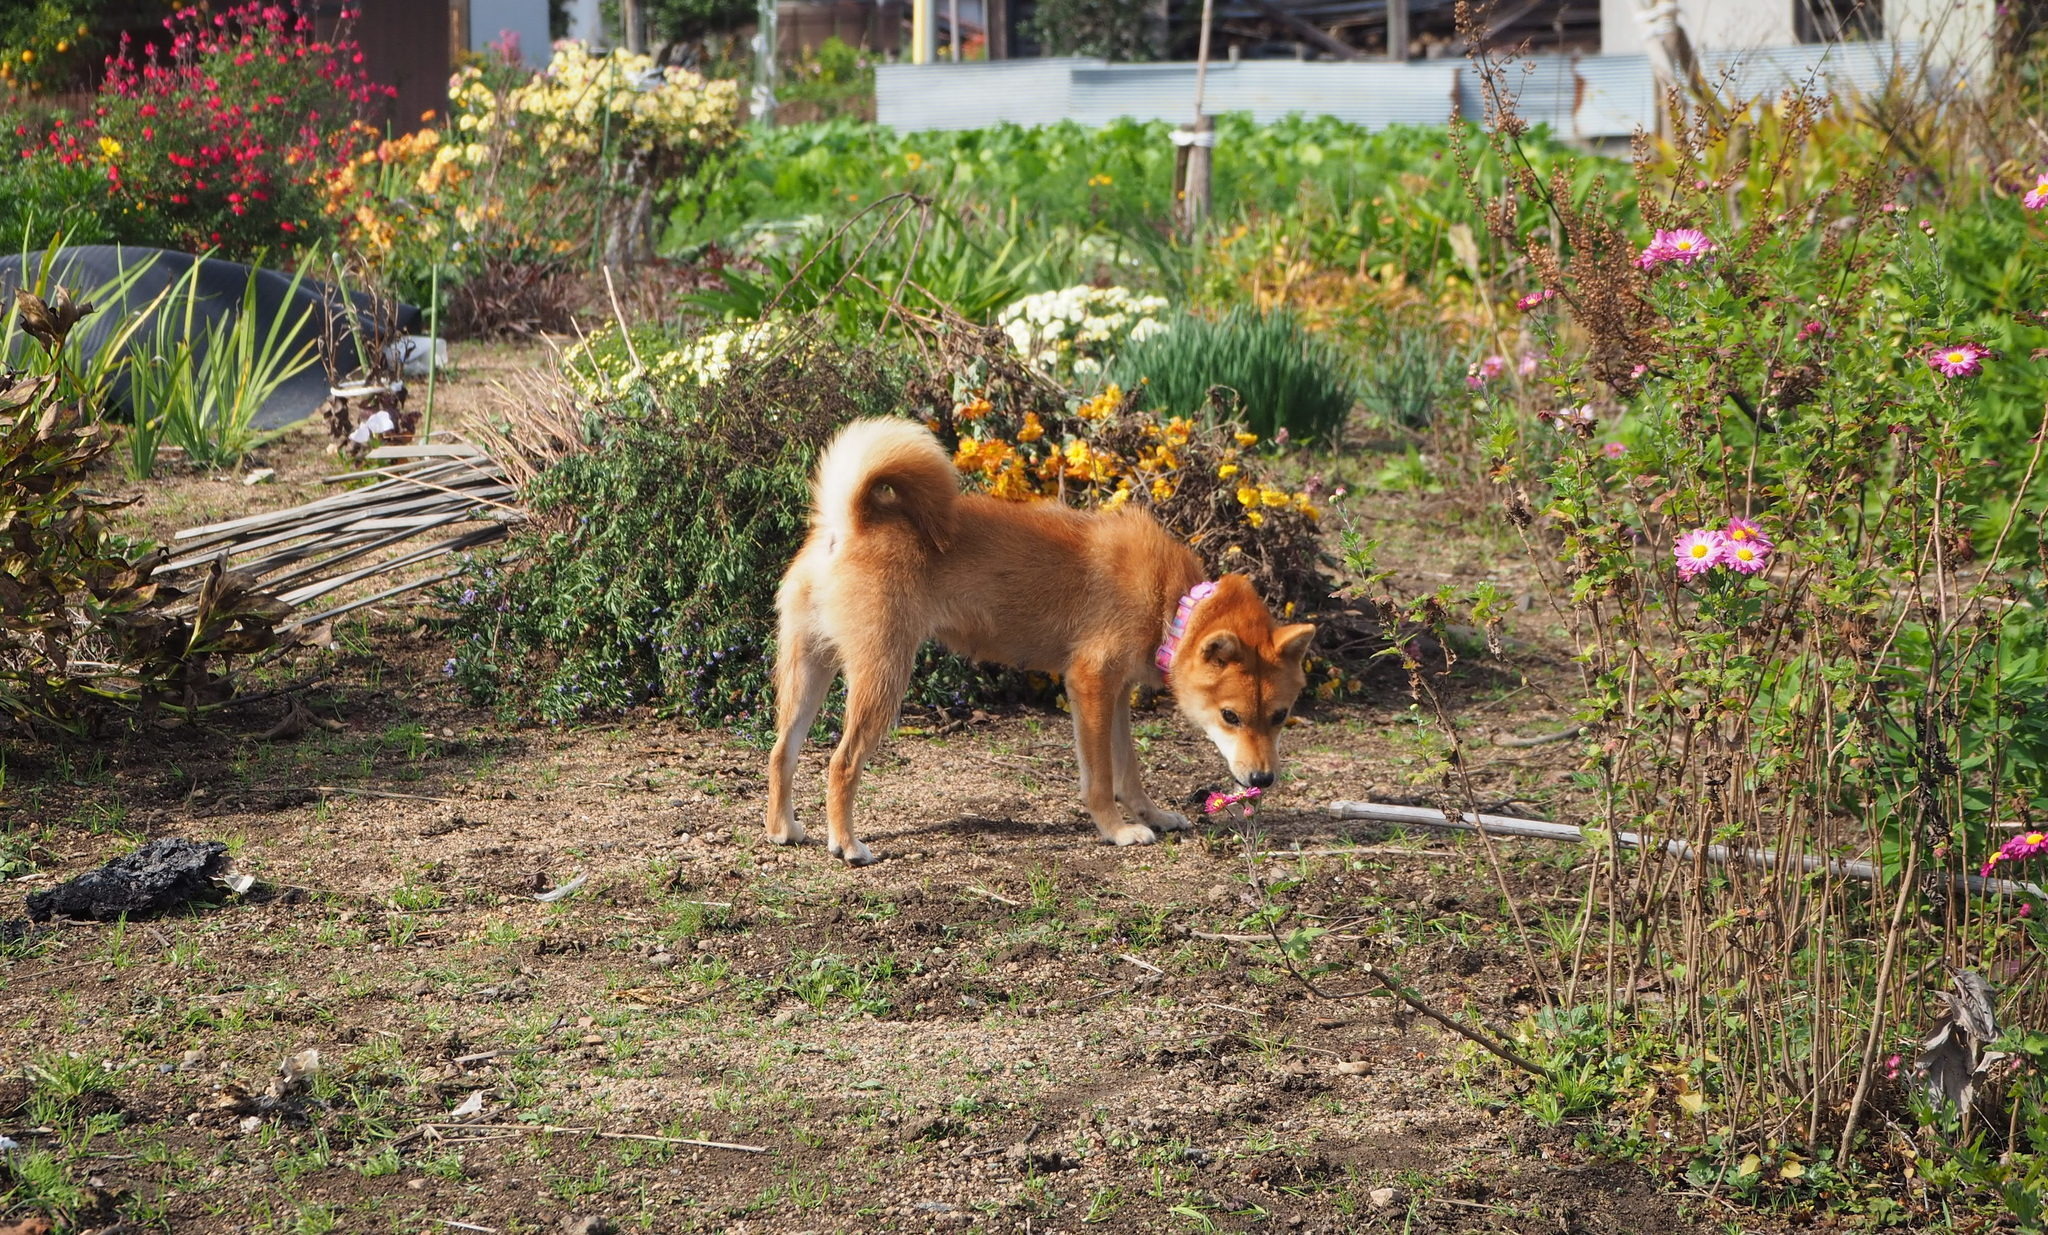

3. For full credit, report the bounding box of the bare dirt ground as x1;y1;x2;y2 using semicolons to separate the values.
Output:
0;347;1784;1234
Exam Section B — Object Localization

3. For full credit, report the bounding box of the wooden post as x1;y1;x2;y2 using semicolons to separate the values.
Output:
1386;0;1408;59
1179;0;1217;234
753;0;779;124
948;0;960;59
1181;114;1213;232
986;0;1008;58
622;0;645;52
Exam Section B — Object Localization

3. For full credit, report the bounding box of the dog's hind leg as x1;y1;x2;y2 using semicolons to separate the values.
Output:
1068;662;1157;847
765;619;836;847
1111;689;1191;834
824;631;920;867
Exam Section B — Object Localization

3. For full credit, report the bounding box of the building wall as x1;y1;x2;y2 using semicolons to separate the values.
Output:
469;0;554;65
1600;0;1800;57
346;0;454;130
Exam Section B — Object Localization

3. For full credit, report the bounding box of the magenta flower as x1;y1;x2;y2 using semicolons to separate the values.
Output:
1638;227;1716;269
2025;171;2048;211
1981;829;2048;877
1723;537;1771;575
1602;441;1626;459
1516;288;1559;311
1927;343;1992;378
1723;516;1773;551
1466;355;1507;388
1674;529;1728;580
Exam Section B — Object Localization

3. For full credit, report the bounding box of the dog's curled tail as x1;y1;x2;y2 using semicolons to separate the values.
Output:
813;417;959;555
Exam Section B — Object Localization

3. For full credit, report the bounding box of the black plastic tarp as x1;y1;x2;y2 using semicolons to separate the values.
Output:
0;245;421;431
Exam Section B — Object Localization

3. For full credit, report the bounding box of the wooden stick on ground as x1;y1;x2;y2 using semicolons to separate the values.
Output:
1327;800;2048;899
418;1122;765;1153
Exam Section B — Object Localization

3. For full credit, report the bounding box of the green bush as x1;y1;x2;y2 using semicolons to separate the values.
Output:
1107;306;1355;442
440;339;1007;730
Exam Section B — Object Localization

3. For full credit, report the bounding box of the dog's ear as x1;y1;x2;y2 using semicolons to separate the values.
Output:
1199;632;1242;666
1274;623;1316;665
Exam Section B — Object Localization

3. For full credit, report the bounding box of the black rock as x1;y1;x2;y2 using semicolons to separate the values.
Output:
24;838;230;922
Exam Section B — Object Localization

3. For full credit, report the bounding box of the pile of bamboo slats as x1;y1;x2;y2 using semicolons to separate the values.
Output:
158;441;518;630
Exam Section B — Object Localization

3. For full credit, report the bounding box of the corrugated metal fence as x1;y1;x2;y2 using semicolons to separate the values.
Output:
876;41;1924;138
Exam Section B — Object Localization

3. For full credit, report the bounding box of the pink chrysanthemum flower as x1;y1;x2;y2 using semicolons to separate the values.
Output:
1516;288;1559;311
2025;171;2048;211
1981;829;2048;877
1927;343;1991;378
1723;538;1771;574
1638;228;1716;269
1602;442;1626;459
1723;516;1773;551
1674;529;1727;580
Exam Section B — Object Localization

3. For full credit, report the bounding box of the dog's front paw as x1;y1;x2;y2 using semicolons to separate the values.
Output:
765;819;808;846
828;837;877;866
1103;823;1158;847
1142;808;1192;833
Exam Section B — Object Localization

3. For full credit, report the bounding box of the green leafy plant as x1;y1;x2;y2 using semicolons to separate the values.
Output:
441;334;934;729
134;261;320;471
1107;306;1355;442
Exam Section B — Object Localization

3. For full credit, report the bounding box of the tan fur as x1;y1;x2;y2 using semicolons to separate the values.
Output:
766;418;1316;865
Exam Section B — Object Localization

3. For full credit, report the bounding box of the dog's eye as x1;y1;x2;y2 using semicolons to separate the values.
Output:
1270;709;1288;726
1220;709;1240;726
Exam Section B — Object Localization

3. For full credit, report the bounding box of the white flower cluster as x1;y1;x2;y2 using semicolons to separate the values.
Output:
451;41;741;166
997;285;1170;378
564;320;789;401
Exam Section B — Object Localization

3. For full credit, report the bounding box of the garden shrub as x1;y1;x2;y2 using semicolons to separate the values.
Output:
1106;305;1355;443
59;2;391;256
1384;62;2048;1204
447;310;1352;727
334;40;741;304
440;339;935;728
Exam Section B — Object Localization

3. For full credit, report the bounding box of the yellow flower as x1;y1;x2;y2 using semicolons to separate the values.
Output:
1234;430;1258;447
1150;477;1175;502
1261;487;1290;508
954;396;992;421
1016;412;1044;442
1216;463;1239;479
1102;482;1132;509
905;151;924;170
1237;486;1259;507
1246;510;1266;527
98;135;122;159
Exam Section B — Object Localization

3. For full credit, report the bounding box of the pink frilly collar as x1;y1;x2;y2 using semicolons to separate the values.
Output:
1154;580;1217;674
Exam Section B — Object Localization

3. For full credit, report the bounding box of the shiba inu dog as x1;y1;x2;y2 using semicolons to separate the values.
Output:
764;418;1315;865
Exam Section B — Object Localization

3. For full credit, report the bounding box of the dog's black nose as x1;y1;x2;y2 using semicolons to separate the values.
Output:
1247;770;1275;789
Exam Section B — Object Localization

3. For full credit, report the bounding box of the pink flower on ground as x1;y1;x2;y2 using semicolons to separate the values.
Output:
1981;829;2048;877
1602;441;1626;459
2027;171;2048;211
1674;529;1727;580
1638;227;1716;269
1516;288;1559;311
1927;343;1992;378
